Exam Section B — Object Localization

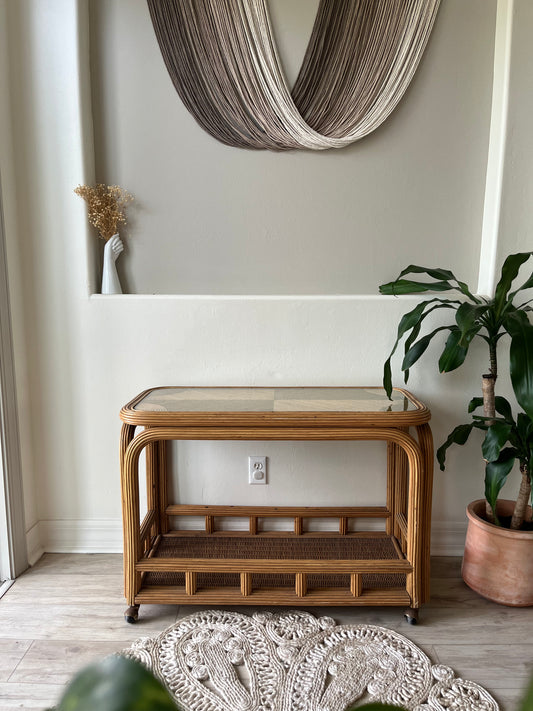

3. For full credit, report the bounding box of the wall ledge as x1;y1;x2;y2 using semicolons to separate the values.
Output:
88;294;424;302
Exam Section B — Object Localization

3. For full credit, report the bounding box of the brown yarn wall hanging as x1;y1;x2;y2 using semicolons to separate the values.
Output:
147;0;441;151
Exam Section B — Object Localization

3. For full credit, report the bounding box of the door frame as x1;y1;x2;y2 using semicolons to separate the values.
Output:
0;172;27;581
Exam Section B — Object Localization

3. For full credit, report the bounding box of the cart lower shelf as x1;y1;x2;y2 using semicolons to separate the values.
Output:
132;531;413;607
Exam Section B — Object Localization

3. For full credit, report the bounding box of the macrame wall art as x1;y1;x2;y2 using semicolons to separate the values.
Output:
147;0;441;151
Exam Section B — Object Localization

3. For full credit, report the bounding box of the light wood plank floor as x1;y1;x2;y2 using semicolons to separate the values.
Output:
0;554;531;710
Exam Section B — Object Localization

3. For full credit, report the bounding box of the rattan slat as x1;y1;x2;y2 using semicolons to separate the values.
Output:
136;559;411;574
135;586;411;606
166;504;390;518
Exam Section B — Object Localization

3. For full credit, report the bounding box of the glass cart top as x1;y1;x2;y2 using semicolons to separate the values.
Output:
133;387;416;414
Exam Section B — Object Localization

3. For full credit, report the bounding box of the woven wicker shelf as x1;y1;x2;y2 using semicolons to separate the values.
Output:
120;387;433;623
133;529;411;606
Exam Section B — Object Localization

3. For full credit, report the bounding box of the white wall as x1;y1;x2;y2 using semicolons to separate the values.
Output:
497;0;533;261
2;0;531;561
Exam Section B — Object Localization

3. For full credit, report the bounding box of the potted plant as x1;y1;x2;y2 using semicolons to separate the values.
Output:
438;396;533;604
379;252;533;605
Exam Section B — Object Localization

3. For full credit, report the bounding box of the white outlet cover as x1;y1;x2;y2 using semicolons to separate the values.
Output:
248;456;267;485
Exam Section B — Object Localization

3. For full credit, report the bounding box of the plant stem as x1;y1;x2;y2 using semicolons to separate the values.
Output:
489;342;498;381
482;372;497;523
482;375;496;420
510;464;531;530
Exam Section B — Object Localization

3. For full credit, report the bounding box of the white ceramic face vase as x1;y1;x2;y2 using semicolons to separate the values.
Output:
102;233;124;294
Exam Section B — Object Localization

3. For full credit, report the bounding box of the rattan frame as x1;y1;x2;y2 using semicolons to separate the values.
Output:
119;387;433;622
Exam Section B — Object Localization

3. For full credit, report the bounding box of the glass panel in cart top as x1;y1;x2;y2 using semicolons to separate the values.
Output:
133;387;416;413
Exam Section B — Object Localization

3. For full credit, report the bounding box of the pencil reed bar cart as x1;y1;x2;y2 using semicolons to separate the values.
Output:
119;387;433;623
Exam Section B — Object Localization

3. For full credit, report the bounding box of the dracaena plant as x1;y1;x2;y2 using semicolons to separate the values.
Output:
379;252;533;526
437;396;532;529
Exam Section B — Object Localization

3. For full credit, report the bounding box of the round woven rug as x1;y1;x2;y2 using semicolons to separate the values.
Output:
123;610;498;711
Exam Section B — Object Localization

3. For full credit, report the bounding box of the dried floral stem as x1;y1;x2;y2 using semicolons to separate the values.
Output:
74;183;133;241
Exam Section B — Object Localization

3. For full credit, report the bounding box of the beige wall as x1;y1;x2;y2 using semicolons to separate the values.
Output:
89;0;494;295
3;0;532;560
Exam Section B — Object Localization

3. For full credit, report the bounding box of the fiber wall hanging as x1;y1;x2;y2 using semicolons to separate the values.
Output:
147;0;441;151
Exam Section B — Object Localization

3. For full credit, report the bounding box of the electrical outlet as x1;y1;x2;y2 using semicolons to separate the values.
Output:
248;456;267;485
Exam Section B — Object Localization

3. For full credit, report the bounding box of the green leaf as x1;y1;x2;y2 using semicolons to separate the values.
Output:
401;301;461;384
506;312;533;421
56;656;179;711
393;265;478;300
494;252;532;317
381;299;456;398
485;448;517;521
437;423;475;470
396;265;456;281
469;395;516;427
515;414;533;460
438;329;470;372
394;301;433;342
401;326;452;371
468;397;484;413
518;672;533;711
379;279;454;295
530;447;533;505
383;356;394;400
455;302;487;339
402;322;421;385
508;271;533;304
493;396;515;422
382;302;428;398
482;422;513;462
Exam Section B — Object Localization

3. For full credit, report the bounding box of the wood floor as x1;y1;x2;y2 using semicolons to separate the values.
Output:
0;554;531;710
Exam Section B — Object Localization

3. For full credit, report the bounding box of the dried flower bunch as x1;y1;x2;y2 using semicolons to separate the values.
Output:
74;183;133;241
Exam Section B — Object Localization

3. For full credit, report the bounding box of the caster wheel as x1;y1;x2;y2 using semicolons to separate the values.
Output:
404;607;419;625
124;605;139;624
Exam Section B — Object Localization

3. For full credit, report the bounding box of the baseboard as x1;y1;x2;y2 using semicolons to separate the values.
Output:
430;521;467;557
25;521;44;565
37;519;123;554
29;518;467;557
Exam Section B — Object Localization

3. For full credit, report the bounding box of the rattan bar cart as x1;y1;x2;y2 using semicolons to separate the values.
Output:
119;387;433;624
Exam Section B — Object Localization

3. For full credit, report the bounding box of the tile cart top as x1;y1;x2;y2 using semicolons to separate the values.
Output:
121;386;430;427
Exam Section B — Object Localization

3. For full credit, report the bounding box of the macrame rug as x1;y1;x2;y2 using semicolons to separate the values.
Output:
123;609;498;711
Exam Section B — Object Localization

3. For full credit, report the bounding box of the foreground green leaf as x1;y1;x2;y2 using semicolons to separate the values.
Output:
56;656;178;711
519;672;533;711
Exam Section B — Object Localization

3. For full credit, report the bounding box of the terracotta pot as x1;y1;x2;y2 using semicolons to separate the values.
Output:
462;499;533;606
